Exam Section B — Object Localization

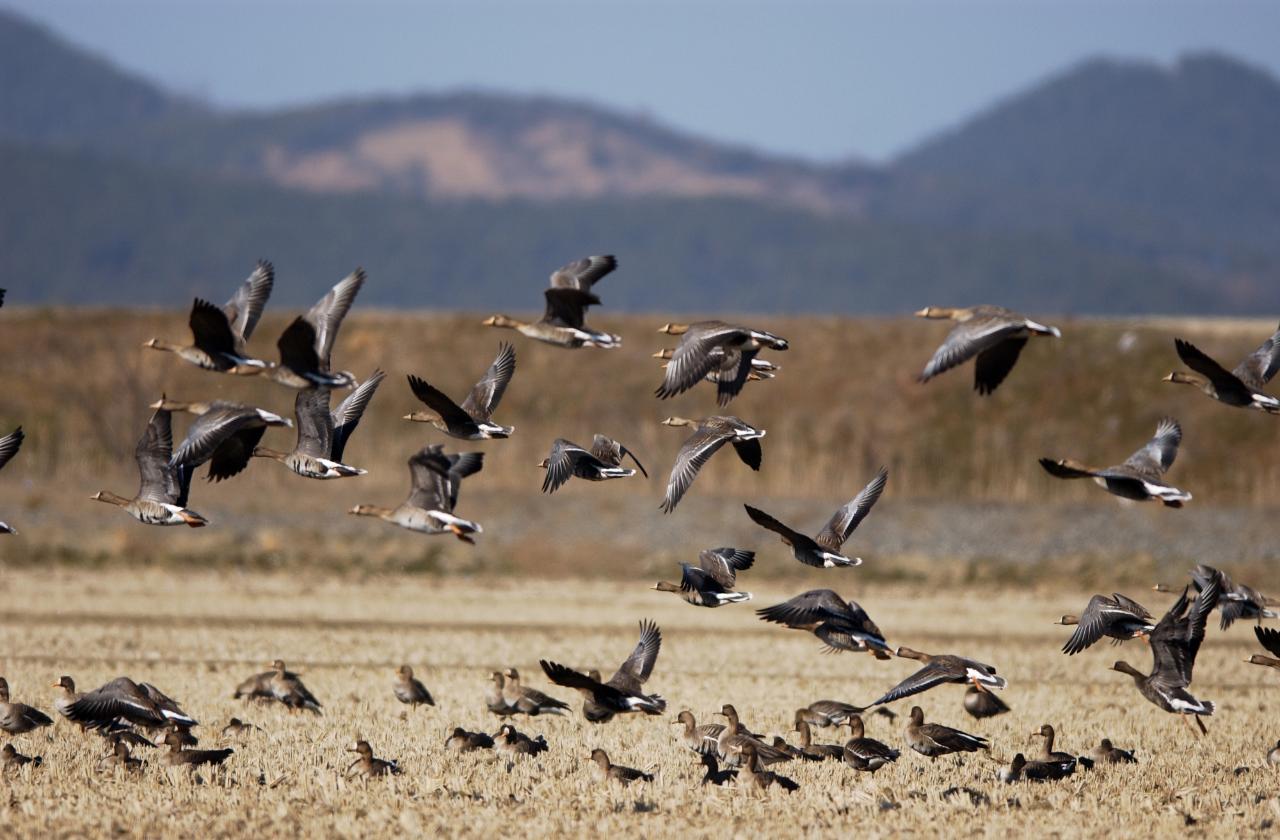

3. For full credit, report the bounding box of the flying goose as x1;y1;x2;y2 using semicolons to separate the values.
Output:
483;255;621;348
1162;564;1277;630
963;685;1010;719
156;398;291;482
735;743;799;793
868;647;1006;706
345;740;400;777
756;589;891;658
842;714;900;772
672;710;725;755
651;546;755;607
254;370;384;478
654;321;789;405
350;445;484;542
903;706;988;758
1039;417;1191;507
144;261;274;373
501;668;569;716
744;466;887;567
653;347;779;386
1091;738;1138;764
1110;576;1220;735
1165;327;1280;413
254;269;364;388
589;749;653;786
1057;593;1155;655
796;700;863;728
161;730;233;768
1247;625;1280;671
494;723;549;757
915;305;1061;394
660;416;764;513
445;727;494;752
540;620;666;721
0;677;53;735
91;409;207;527
405;344;516;439
393;665;434;707
0;427;23;533
57;677;195;731
538;435;646;494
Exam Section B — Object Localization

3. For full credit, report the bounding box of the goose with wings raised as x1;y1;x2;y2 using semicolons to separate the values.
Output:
659;416;764;513
349;445;484;541
757;589;891;657
405;343;516;439
1040;417;1191;507
654;321;788;405
0;427;24;534
1247;625;1280;672
157;398;291;483
915;305;1060;395
539;435;646;494
539;619;666;722
651;546;755;607
867;647;1006;707
744;467;887;567
253;370;384;478
483;255;621;348
145;261;274;373
255;269;364;388
1056;593;1155;655
1165;326;1280;413
92;409;206;527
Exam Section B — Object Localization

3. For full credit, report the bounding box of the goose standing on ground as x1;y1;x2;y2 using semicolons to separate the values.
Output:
1165;327;1280;413
445;727;494;752
672;710;725;755
651;547;755;607
1040;417;1191;507
501;669;569;716
791;717;844;761
405;344;516;439
483;255;621;349
0;677;53;735
59;677;196;731
1057;593;1155;655
256;269;364;388
92;409;206;527
346;740;400;777
538;435;646;494
660;416;764;513
157;398;291;482
1247;625;1280;672
540;619;666;721
1110;576;1220;735
903;706;989;758
842;714;901;772
1165;564;1278;630
736;744;799;793
0;427;23;534
2;744;41;770
350;445;484;542
915;305;1061;395
756;589;891;658
654;321;789;405
486;672;513;716
266;660;322;713
253;371;384;478
589;749;654;786
144;261;273;373
393;666;434;707
868;647;1006;706
744;466;888;568
715;705;792;767
963;685;1010;719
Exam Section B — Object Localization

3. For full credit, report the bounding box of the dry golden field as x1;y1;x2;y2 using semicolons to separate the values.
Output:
0;569;1277;838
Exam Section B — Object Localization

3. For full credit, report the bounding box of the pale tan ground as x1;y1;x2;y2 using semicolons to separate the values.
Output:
0;569;1276;838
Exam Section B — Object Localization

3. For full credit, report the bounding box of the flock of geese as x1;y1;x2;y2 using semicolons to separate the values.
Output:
1;262;1279;790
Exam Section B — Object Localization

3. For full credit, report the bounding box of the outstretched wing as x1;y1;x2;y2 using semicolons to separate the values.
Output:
405;446;451;511
868;662;956;706
460;343;516;421
188;298;237;362
815;466;888;551
305;269;365;368
608;619;661;692
697;547;754;588
1123;417;1181;476
918;314;1025;384
330;370;384;462
744;504;804;544
973;337;1027;395
293;387;334;458
0;426;23;472
137;409;178;503
549;255;617;291
661;427;730;513
1061;595;1115;655
655;322;745;400
407;375;474;429
542;288;598;329
1232;322;1280;390
224;260;274;342
1256;625;1280;659
542;439;588;494
1039;458;1099;480
590;435;647;477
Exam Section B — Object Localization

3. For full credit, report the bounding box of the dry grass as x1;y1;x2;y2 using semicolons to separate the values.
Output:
0;569;1277;837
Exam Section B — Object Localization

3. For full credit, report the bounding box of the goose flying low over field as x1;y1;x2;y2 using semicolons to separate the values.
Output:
903;706;989;758
92;409;206;527
868;647;1007;706
651;547;755;607
653;321;789;405
1165;326;1280;413
350;445;484;541
653;347;779;387
0;427;23;534
405;343;516;439
963;685;1010;718
483;255;621;348
56;676;195;731
257;269;364;388
757;589;891;657
157;398;291;482
1039;417;1191;507
660;415;764;513
915;305;1061;395
539;435;646;494
1248;626;1280;672
1057;593;1155;655
253;370;384;478
744;466;887;568
144;261;274;373
1162;564;1278;630
540;620;666;722
1110;576;1220;735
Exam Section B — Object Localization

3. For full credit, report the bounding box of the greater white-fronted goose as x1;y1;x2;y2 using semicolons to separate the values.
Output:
0;427;23;534
868;647;1006;706
92;409;207;527
2;744;41;770
1029;724;1078;776
220;718;263;737
1247;625;1280;671
653;347;779;387
539;435;646;494
660;415;764;513
0;677;52;735
715;704;792;767
796;700;862;728
963;685;1010;719
654;321;789;405
233;670;274;702
1165;327;1280;413
486;671;514;716
1040;417;1191;507
1091;738;1137;764
144;261;274;373
266;660;322;713
672;710;725;755
405;344;516;439
842;714;900;772
256;269;364;388
500;668;568;716
915;305;1061;395
791;716;843;761
446;727;494;752
757;589;891;657
58;677;196;731
589;748;654;786
254;370;384;478
540;619;666;721
1057;593;1155;655
744;466;887;568
394;665;434;707
346;740;400;777
698;752;737;786
998;752;1070;783
483;255;621;348
162;730;232;768
652;547;755;607
350;445;484;542
494;723;548;757
1110;576;1220;735
99;738;145;774
1170;564;1278;630
156;398;291;482
903;706;988;758
735;743;799;793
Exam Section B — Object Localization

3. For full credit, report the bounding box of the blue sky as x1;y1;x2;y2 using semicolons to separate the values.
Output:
8;0;1279;161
